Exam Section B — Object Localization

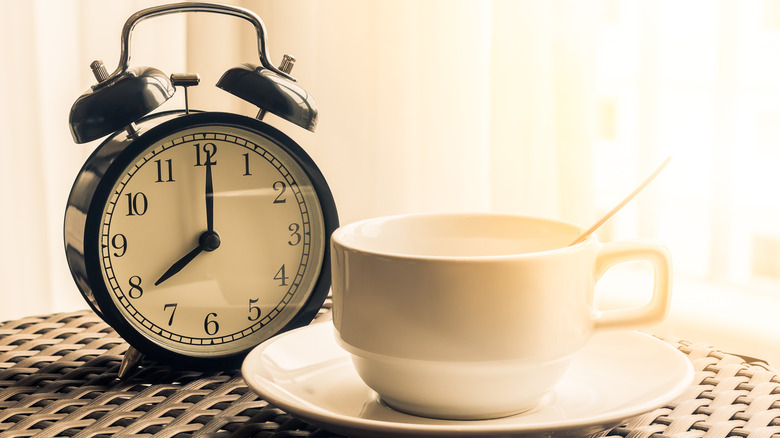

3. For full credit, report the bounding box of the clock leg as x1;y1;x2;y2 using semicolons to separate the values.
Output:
118;346;145;379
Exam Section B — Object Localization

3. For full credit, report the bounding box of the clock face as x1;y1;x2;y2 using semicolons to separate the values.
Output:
94;120;328;358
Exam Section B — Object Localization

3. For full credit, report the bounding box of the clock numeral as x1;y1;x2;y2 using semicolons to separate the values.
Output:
194;143;218;166
164;303;177;326
111;234;127;257
242;153;252;176
274;265;289;286
288;223;302;246
125;192;148;216
272;181;287;204
204;312;219;335
248;298;261;321
128;276;143;299
154;158;175;182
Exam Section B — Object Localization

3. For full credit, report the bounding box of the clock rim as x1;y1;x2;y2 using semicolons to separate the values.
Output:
75;110;338;370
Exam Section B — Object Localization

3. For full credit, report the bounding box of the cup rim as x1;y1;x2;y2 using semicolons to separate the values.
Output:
330;212;594;261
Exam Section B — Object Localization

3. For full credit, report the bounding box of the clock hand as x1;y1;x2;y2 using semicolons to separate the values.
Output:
206;160;214;232
155;245;202;286
155;231;221;286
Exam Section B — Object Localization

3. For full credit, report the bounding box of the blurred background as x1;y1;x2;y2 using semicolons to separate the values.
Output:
2;0;780;363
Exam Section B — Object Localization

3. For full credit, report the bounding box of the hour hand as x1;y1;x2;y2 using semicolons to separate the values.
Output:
155;245;203;286
154;231;221;286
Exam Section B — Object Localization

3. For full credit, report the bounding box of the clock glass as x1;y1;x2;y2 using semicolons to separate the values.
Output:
96;123;326;358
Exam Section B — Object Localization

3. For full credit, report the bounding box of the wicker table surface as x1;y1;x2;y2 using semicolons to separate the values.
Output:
0;308;778;438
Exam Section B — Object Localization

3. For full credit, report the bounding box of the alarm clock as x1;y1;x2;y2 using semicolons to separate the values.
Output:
63;2;338;377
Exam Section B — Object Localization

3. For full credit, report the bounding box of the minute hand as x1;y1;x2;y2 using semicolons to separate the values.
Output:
206;160;214;232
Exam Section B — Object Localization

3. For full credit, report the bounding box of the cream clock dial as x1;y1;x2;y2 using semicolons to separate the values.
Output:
100;124;325;356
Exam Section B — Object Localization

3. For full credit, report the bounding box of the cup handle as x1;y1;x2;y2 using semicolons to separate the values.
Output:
592;241;672;330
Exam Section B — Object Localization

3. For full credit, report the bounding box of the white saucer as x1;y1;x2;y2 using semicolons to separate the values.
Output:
242;323;694;437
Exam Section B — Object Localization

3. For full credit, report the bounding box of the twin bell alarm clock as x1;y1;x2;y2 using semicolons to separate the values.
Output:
64;2;338;378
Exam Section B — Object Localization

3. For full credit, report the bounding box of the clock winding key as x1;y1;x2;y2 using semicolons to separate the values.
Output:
171;73;201;115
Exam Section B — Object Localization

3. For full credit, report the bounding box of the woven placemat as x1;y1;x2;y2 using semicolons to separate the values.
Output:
0;307;341;438
0;307;778;438
592;339;780;438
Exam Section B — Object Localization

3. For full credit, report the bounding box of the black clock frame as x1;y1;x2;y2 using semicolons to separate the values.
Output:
64;110;338;370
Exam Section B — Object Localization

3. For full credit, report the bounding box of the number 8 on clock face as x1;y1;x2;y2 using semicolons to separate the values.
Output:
66;111;337;369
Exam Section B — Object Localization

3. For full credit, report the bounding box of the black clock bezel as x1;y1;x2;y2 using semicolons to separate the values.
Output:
78;111;338;370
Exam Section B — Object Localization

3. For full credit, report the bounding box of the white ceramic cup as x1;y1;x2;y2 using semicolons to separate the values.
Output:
330;213;671;420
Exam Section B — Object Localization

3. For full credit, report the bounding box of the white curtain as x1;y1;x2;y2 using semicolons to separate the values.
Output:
0;0;188;319
3;0;780;363
188;0;599;222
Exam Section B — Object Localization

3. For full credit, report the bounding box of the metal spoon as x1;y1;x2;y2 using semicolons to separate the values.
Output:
569;156;671;246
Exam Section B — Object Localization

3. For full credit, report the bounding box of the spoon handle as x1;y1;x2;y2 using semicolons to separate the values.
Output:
569;156;671;246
